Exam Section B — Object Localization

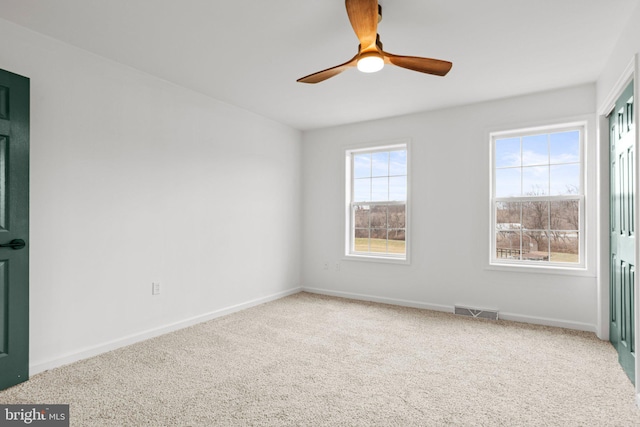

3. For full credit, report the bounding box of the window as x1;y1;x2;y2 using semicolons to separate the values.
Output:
491;124;585;268
345;143;408;261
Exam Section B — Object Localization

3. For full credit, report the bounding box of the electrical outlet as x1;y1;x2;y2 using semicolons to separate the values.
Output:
323;261;329;270
152;282;160;295
335;262;341;271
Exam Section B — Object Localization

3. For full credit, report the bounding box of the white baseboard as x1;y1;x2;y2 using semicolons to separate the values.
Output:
31;285;598;376
302;287;453;313
303;287;597;333
498;312;597;334
30;287;303;375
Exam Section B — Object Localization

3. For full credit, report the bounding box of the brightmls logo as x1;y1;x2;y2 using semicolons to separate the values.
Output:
0;405;69;426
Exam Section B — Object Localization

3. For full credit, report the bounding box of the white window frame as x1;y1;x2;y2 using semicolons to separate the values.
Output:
490;122;587;271
344;140;410;264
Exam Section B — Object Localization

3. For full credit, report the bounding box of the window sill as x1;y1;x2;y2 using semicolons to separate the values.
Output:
486;261;595;277
344;254;410;265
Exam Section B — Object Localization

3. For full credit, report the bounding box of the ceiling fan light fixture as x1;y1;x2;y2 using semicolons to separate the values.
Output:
357;53;384;73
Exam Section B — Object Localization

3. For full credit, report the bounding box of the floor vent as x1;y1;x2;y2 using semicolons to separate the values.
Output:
454;306;499;320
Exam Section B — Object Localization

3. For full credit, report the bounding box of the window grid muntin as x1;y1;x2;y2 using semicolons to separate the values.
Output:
494;196;582;264
351;201;406;257
494;130;581;197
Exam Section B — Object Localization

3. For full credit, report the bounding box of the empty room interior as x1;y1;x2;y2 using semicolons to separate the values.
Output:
2;0;640;425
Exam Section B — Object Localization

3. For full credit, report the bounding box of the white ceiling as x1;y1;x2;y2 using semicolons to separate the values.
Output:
0;0;638;130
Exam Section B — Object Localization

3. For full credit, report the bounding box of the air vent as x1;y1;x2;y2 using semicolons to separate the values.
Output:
454;305;499;320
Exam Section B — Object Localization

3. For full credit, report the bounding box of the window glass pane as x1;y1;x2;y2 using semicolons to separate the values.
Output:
354;229;370;252
354;205;370;228
522;231;549;261
388;232;405;255
550;164;580;195
370;228;387;239
389;150;407;176
549;231;579;263
388;205;406;230
495;137;521;168
522;201;549;230
495;168;521;197
389;176;407;201
522;134;548;166
496;202;521;230
371;177;389;201
354;153;371;178
354;178;370;202
550;200;579;231
522;166;549;195
370;205;387;228
550;131;580;164
369;229;388;253
371;152;389;177
496;231;522;259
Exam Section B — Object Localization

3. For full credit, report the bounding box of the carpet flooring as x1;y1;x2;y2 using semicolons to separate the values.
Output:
1;292;639;426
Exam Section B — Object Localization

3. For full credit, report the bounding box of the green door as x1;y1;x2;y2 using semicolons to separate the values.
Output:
610;80;635;384
0;69;30;390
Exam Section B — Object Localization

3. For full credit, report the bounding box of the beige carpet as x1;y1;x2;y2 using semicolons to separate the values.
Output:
1;292;639;426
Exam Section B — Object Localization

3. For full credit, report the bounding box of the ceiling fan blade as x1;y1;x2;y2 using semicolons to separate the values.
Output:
345;0;378;50
384;52;453;76
297;55;358;84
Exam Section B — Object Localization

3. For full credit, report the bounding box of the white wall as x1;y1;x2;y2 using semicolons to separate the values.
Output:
302;84;598;331
596;2;640;108
0;19;302;372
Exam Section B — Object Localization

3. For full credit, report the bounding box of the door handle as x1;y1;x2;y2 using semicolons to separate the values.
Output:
0;239;26;250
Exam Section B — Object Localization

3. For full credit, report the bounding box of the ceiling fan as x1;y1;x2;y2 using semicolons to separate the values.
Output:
297;0;452;84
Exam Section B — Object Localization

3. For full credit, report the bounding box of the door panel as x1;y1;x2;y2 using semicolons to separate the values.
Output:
0;261;6;355
610;80;635;384
0;69;29;391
